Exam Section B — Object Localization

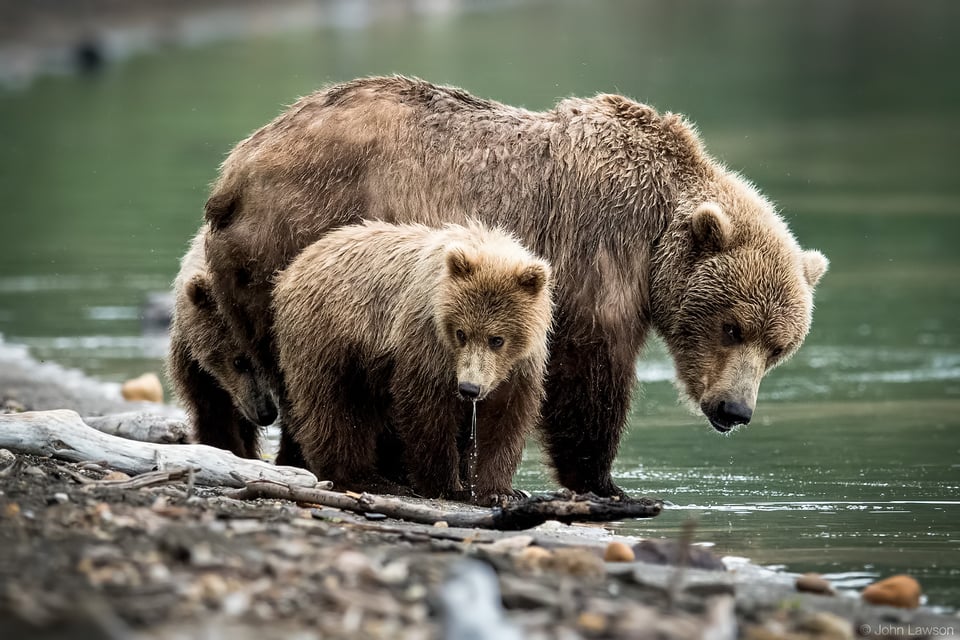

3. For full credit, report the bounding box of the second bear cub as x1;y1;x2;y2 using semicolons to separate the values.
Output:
273;221;553;504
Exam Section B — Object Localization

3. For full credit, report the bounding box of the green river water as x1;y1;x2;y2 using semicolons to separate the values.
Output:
1;0;957;607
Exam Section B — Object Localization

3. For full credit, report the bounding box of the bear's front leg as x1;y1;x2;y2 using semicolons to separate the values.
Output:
469;371;540;506
390;374;462;499
540;319;638;498
275;422;307;468
283;370;391;492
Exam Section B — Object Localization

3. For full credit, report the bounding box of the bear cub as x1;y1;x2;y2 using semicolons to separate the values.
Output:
167;228;278;458
273;221;553;504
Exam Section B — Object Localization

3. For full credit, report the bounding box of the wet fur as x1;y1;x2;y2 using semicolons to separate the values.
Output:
272;221;552;502
167;229;301;461
204;76;827;495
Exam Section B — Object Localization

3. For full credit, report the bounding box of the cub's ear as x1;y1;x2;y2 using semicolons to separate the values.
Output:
691;202;732;252
445;246;475;279
517;261;550;295
801;250;829;288
185;275;214;309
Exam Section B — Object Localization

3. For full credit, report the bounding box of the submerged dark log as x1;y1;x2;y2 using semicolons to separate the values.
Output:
228;482;662;531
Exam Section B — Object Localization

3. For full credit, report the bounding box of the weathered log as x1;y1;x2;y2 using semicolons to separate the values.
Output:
83;411;191;444
0;410;318;488
228;481;662;530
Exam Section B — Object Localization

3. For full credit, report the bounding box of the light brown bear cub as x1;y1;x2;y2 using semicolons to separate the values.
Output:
167;228;278;458
273;221;552;504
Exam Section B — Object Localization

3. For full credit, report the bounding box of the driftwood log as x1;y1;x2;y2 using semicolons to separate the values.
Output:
83;411;191;444
229;481;663;531
0;410;318;488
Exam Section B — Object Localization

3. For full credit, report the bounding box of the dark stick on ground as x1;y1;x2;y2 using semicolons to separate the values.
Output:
227;481;663;530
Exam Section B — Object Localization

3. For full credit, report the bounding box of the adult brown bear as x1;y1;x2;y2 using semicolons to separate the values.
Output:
201;76;827;496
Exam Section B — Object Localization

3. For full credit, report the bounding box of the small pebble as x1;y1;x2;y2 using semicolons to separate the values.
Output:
433;520;449;528
222;590;250;617
23;465;46;478
0;449;15;467
861;574;922;608
102;471;131;482
797;611;854;639
47;493;70;505
577;611;607;633
603;541;636;562
121;372;163;403
2;399;25;413
488;535;534;553
377;560;409;584
795;572;835;595
546;548;606;579
196;572;229;603
516;546;553;571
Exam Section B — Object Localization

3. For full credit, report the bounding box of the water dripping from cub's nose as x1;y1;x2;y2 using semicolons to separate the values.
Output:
469;400;478;503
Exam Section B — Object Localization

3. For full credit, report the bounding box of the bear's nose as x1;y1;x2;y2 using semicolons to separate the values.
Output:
255;399;279;426
458;382;481;399
716;400;752;428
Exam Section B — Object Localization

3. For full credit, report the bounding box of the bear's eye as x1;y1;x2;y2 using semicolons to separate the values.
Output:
455;329;467;346
721;322;743;345
488;336;504;350
232;356;252;373
770;346;785;361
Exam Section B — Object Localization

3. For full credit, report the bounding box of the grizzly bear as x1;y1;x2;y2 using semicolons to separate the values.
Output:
166;228;279;458
272;221;553;503
202;76;828;497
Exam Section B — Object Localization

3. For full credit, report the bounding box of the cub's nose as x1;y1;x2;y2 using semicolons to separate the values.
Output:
717;400;752;428
256;402;278;426
458;382;481;400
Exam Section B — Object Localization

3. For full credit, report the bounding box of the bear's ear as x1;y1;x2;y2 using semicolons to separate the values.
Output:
801;250;829;288
517;262;549;295
445;246;475;280
691;202;732;252
186;275;214;309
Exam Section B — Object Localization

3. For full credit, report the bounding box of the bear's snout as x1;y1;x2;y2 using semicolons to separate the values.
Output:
256;402;278;426
458;381;481;400
251;394;279;426
701;398;753;432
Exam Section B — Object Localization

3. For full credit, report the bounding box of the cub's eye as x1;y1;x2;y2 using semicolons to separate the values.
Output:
721;322;743;345
455;329;467;346
770;346;784;360
488;336;504;350
232;356;251;373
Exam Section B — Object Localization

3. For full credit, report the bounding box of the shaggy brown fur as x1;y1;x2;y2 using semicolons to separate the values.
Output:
272;221;552;503
166;229;279;458
203;76;828;496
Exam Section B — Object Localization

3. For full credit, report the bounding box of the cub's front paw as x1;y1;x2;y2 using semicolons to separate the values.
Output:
476;488;530;507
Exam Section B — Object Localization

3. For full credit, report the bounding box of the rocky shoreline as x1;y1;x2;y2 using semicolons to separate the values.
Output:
0;340;957;638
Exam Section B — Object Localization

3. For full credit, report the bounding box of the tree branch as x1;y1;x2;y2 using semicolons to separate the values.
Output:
83;411;191;444
228;481;662;530
0;410;318;488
